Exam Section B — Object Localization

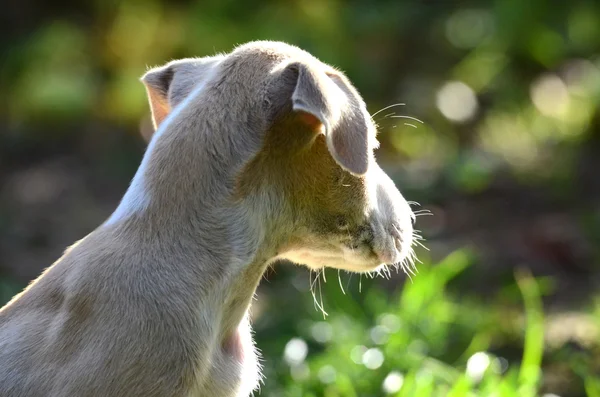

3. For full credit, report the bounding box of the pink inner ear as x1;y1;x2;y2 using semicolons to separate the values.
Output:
297;112;323;131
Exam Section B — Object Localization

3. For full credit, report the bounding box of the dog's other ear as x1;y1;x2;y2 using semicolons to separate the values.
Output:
141;56;223;135
141;64;175;131
141;63;174;132
291;63;374;175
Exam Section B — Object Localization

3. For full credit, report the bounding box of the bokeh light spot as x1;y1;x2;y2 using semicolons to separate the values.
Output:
378;313;402;333
311;321;333;343
382;371;404;394
284;338;308;365
318;365;337;384
466;351;491;382
436;81;478;123
445;9;494;49
362;348;385;370
530;74;569;117
370;325;389;345
351;345;368;364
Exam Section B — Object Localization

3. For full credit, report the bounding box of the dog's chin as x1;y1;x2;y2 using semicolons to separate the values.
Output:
279;244;392;274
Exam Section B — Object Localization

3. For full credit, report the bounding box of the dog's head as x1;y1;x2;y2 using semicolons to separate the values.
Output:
141;41;416;274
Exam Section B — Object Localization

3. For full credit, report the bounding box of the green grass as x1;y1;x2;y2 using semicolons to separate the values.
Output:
255;251;597;396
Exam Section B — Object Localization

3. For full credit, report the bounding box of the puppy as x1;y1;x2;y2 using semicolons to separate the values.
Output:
0;41;416;397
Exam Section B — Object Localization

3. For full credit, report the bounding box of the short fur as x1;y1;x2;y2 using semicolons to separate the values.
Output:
0;41;415;397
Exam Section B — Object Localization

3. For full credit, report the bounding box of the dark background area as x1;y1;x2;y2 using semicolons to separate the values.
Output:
1;1;599;396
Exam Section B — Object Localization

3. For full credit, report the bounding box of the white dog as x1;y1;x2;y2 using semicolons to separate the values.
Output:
0;41;416;396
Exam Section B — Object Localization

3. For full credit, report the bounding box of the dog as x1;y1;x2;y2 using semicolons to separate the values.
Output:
0;41;416;396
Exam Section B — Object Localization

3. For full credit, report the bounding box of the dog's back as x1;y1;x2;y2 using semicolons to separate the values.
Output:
0;228;215;397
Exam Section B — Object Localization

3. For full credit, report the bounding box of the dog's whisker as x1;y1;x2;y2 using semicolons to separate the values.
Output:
400;260;414;282
414;240;429;251
389;115;425;124
309;270;318;290
346;272;354;292
309;271;317;312
337;270;346;295
318;271;327;318
310;269;328;317
413;213;432;218
413;209;432;215
370;103;406;119
412;252;423;264
310;270;323;313
401;257;417;277
410;250;420;272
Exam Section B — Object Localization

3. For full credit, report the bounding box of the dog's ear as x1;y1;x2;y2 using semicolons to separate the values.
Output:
141;56;223;135
290;63;373;175
141;63;175;131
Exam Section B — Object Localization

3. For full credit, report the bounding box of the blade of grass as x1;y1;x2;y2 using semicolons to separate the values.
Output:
515;268;544;397
585;376;600;397
446;375;473;397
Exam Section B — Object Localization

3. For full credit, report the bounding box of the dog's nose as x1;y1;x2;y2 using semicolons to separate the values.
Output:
375;249;396;264
370;226;402;265
374;244;401;264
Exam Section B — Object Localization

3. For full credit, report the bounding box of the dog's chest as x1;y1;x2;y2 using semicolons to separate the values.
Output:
187;321;260;397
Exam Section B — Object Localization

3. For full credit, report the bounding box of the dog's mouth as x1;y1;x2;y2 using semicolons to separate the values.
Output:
279;244;381;273
279;222;414;274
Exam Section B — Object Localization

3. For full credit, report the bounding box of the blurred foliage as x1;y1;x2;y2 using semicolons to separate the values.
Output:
2;0;599;192
254;251;599;396
1;0;600;396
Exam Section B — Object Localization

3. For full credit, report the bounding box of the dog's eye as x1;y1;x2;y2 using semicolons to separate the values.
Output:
262;98;271;110
334;171;352;187
332;168;346;182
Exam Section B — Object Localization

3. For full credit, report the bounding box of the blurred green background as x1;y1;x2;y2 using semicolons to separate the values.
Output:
1;1;600;396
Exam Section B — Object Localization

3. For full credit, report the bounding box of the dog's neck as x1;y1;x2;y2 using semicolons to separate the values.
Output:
104;97;277;347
